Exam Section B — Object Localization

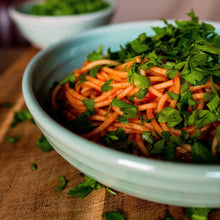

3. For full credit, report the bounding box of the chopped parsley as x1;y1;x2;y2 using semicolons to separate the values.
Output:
101;79;113;92
129;95;134;102
87;45;104;61
36;135;53;152
55;176;67;191
11;109;34;127
102;127;135;153
142;131;154;144
71;111;95;134
102;210;126;220
108;10;220;85
105;187;117;196
185;207;212;220
117;116;129;124
30;163;37;171
192;142;219;164
158;107;182;128
77;72;87;85
67;176;102;198
127;63;151;89
135;88;148;99
111;97;138;119
188;110;220;129
82;99;95;115
167;92;179;100
59;73;76;85
5;136;21;144
89;65;101;78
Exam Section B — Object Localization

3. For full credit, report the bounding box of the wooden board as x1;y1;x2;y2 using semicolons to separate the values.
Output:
0;47;219;220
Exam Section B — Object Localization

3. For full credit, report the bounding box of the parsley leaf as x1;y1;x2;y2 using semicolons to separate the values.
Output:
30;163;37;171
188;110;219;128
11;109;34;127
191;131;203;139
185;207;212;220
162;141;177;161
117;116;128;123
140;51;163;70
71;111;95;134
142;131;154;144
192;141;219;164
77;72;87;85
134;72;151;89
140;115;153;125
161;131;170;141
87;45;104;61
181;130;190;141
102;210;126;220
55;176;67;191
207;94;220;115
101;79;113;92
158;107;182;127
130;33;149;54
167;92;179;100
111;97;138;119
5;136;21;144
148;139;165;155
203;92;216;102
36;135;53;152
67;182;93;198
89;65;101;77
135;88;148;99
129;95;134;102
67;176;101;198
105;187;117;196
59;73;76;85
82;99;95;115
164;61;185;79
102;127;128;146
127;63;151;89
102;127;135;153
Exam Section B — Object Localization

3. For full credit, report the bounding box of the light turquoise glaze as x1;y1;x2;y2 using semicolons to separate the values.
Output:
22;21;220;207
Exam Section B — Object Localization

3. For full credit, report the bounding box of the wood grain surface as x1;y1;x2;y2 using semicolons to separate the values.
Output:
0;47;219;220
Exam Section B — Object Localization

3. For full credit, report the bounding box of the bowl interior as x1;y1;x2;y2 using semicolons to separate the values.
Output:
23;21;220;207
33;21;158;107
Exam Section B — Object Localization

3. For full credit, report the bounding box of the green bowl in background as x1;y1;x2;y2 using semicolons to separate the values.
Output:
9;0;116;48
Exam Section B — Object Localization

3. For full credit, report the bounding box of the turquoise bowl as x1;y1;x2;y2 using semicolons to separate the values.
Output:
22;21;220;207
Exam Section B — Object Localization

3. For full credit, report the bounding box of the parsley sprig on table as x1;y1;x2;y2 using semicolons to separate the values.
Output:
67;175;117;198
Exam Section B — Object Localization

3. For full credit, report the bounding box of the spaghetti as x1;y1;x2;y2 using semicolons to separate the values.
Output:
51;13;220;164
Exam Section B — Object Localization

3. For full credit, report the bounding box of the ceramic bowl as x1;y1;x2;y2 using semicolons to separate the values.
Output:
22;21;220;207
8;0;116;48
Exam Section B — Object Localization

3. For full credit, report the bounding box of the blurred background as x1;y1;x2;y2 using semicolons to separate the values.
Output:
1;0;220;47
